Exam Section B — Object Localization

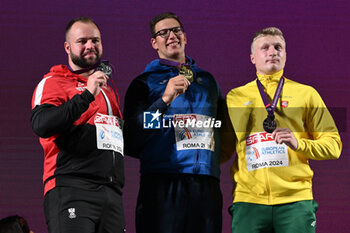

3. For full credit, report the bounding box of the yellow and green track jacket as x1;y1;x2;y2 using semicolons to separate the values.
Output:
222;70;342;205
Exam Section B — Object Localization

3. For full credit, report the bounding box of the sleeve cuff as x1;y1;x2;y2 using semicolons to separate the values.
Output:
152;97;169;114
81;89;95;103
295;138;306;153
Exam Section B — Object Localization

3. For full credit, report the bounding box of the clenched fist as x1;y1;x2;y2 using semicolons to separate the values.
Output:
162;75;191;105
86;71;109;97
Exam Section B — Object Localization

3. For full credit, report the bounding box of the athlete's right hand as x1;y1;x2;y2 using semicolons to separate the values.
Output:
86;71;109;97
162;75;191;105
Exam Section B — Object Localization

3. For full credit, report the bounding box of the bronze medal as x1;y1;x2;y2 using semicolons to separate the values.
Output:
263;115;277;133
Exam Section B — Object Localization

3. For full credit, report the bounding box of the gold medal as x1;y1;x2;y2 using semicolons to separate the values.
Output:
179;65;193;82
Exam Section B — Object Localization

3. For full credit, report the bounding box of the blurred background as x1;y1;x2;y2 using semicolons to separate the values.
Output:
0;0;349;232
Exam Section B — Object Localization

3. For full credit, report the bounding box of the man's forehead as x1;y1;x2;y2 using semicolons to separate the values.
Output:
155;18;180;30
67;22;100;39
255;35;285;45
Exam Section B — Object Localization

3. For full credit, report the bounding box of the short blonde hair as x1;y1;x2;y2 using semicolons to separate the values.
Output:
251;27;285;53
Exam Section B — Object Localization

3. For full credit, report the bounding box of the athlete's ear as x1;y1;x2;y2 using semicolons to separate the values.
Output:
250;53;255;65
151;37;159;51
64;41;70;55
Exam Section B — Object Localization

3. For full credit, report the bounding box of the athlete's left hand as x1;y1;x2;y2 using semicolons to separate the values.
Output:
272;128;298;150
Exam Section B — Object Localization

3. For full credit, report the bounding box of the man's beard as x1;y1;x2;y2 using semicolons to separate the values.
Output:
70;49;101;69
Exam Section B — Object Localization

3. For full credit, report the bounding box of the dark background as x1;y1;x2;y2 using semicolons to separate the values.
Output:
0;1;349;232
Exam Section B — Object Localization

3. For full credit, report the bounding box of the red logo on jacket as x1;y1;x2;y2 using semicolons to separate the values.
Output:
282;101;289;108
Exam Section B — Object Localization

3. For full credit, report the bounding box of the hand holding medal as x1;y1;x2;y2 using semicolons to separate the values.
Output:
159;58;193;104
86;60;115;97
159;58;194;83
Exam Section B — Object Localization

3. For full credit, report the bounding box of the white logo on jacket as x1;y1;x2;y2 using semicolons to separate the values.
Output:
68;208;77;219
243;101;253;106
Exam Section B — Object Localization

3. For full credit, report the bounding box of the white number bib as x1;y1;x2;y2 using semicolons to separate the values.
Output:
245;132;288;171
173;114;215;151
94;113;124;155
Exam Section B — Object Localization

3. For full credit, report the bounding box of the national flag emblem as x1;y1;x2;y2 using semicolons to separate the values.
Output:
282;101;288;108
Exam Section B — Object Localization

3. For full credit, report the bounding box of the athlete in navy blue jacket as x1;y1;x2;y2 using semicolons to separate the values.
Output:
124;12;224;233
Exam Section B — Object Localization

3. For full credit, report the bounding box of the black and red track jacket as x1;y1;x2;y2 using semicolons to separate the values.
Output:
31;65;124;196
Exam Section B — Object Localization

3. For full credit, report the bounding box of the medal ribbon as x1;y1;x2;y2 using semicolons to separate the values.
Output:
68;60;101;74
159;58;194;83
256;77;285;117
159;58;190;68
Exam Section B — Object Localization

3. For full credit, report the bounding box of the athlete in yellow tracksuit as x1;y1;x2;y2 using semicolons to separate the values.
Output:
222;27;342;233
